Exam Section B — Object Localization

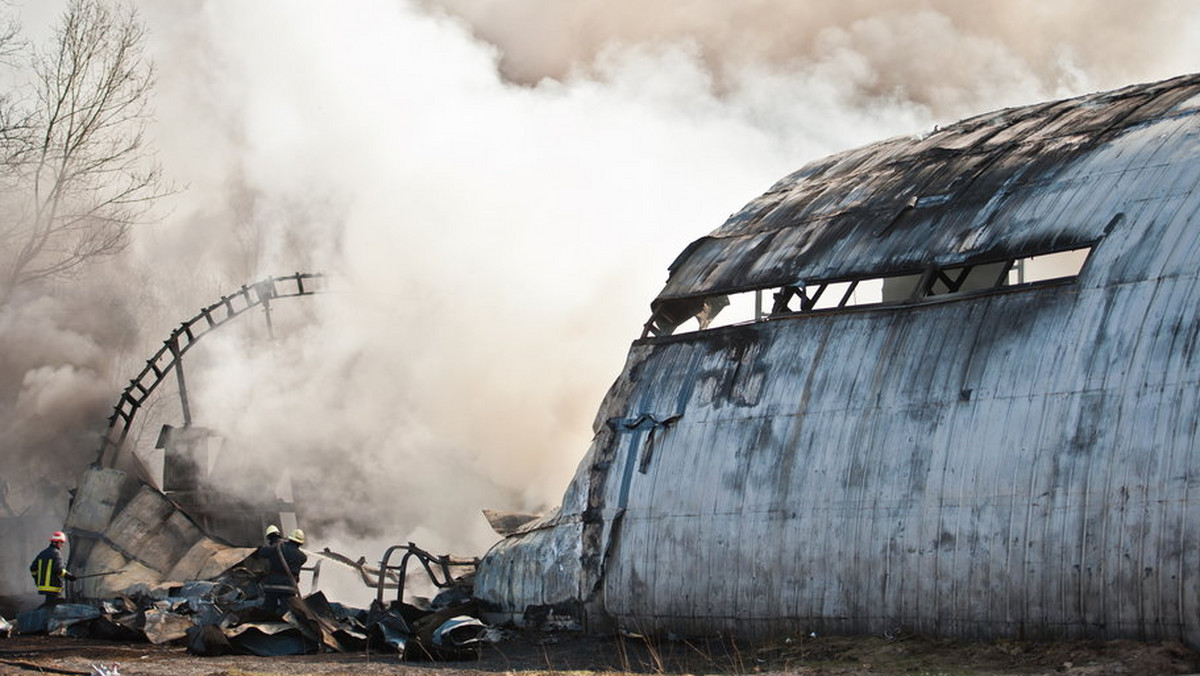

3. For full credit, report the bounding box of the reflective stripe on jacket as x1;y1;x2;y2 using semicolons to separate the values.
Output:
30;545;66;594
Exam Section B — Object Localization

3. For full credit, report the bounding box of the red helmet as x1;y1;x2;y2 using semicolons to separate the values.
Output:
49;531;67;544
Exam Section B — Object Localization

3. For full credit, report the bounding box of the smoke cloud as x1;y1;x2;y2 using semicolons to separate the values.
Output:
2;0;1198;604
427;0;1199;114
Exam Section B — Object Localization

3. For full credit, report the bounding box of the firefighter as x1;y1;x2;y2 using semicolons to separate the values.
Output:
29;531;75;607
256;528;307;617
263;524;282;546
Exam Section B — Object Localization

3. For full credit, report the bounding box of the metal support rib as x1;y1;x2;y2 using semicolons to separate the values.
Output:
92;272;326;469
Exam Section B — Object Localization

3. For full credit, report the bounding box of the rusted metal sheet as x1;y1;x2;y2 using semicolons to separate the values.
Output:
475;73;1200;645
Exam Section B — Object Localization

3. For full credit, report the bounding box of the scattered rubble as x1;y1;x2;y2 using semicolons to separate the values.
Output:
11;459;490;663
11;561;487;660
10;537;486;662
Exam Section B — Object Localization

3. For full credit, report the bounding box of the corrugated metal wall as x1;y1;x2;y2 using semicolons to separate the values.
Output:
476;73;1200;644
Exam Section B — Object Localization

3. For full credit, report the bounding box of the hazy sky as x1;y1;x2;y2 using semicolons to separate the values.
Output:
3;0;1199;602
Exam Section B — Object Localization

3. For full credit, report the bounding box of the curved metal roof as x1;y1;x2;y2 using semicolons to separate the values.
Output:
477;72;1200;646
656;73;1200;302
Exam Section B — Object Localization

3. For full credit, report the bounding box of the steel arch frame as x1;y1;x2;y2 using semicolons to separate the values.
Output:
93;272;326;470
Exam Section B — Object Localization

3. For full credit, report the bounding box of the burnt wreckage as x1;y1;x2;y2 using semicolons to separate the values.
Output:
20;274;484;658
475;73;1200;645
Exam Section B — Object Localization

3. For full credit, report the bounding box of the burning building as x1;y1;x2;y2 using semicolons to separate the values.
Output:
475;73;1200;645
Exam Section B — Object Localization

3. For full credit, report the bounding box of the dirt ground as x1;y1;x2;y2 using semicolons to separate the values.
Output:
1;630;1199;676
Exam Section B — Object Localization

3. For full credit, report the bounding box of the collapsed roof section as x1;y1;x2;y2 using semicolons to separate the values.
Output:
64;468;252;598
645;73;1200;336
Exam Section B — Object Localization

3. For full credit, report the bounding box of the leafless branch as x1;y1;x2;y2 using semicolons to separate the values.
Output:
0;0;165;300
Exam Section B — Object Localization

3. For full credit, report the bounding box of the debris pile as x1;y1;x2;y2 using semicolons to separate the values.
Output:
10;565;488;659
19;454;488;659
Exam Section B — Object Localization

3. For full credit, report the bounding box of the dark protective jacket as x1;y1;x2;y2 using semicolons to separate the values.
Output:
30;545;68;595
256;541;307;595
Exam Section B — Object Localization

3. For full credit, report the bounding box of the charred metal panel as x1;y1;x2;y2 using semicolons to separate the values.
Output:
656;73;1200;302
473;442;593;623
474;519;584;621
64;468;254;598
602;273;1200;641
476;73;1200;644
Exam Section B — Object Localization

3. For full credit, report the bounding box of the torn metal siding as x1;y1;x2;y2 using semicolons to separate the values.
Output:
473;449;593;621
475;72;1200;644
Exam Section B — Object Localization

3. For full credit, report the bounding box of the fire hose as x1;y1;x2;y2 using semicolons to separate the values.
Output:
73;571;121;580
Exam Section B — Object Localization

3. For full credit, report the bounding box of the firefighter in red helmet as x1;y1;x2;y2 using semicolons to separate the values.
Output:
30;531;75;606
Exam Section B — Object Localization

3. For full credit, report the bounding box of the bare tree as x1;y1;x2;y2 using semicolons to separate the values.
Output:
0;4;33;187
0;0;162;300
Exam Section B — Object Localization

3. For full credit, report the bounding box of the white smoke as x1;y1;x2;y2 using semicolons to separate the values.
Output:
3;0;1199;607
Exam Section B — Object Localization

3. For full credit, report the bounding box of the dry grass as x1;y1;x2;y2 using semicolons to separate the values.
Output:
2;631;1200;675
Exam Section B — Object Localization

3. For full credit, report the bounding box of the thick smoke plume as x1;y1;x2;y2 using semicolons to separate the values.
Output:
2;0;1198;604
427;0;1199;115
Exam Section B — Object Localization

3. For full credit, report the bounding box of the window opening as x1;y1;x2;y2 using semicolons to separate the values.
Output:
924;261;1010;297
641;244;1093;339
1011;247;1091;284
